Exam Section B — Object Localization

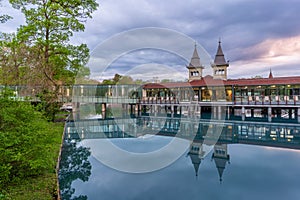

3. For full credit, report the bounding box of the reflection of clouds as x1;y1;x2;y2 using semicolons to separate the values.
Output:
70;143;300;200
80;136;190;173
228;144;300;200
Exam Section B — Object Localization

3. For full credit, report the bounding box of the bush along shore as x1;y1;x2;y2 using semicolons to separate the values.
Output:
0;96;65;200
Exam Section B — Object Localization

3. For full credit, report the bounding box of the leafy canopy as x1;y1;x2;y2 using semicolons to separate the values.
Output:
8;0;98;86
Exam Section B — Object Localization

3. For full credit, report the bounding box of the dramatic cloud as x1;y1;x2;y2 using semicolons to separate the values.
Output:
1;0;300;80
86;27;212;82
229;36;300;78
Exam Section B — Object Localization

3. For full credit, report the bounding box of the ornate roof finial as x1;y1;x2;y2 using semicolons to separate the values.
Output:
214;39;227;65
269;68;274;79
188;42;201;67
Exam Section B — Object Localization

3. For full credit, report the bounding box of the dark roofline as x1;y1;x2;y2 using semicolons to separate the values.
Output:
143;75;300;89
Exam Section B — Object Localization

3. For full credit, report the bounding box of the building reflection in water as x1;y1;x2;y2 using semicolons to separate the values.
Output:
187;140;230;182
212;144;230;183
187;140;205;177
60;114;300;198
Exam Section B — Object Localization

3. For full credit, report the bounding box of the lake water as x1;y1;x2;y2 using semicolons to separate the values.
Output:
59;116;300;200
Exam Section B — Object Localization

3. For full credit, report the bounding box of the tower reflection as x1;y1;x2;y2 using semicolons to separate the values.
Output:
63;114;300;184
212;144;230;183
188;141;205;177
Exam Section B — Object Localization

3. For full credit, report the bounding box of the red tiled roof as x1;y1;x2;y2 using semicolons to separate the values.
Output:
143;75;300;89
226;76;300;86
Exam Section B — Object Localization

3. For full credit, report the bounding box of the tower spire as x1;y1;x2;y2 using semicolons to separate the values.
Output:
187;42;204;82
188;142;205;177
212;39;229;80
190;43;200;67
212;144;230;183
269;68;273;79
214;39;226;65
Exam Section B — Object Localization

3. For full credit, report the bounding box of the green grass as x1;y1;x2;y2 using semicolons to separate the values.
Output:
2;174;58;200
1;123;64;200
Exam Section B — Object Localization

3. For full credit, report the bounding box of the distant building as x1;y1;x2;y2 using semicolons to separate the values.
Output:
141;40;300;122
71;39;300;123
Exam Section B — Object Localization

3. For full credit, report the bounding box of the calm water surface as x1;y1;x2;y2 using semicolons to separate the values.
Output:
59;118;300;200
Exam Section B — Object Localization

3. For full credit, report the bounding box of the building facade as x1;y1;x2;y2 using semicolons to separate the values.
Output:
140;40;300;122
68;40;300;123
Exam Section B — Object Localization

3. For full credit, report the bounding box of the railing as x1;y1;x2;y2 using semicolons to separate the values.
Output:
138;97;230;105
0;85;72;103
137;95;300;106
72;96;138;104
234;95;300;105
139;97;179;104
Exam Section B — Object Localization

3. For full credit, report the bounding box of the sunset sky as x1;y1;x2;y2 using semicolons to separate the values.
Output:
1;0;300;81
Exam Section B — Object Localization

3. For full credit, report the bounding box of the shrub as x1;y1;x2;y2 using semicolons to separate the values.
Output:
0;97;61;190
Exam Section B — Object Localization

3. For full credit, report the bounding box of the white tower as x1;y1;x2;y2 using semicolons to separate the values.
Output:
187;44;205;82
212;40;229;80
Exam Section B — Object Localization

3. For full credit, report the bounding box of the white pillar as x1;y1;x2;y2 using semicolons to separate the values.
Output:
218;106;222;120
80;85;83;96
268;107;272;122
213;106;217;119
227;107;230;119
142;89;147;98
81;128;85;139
102;103;106;119
241;107;245;121
121;86;125;96
154;105;157;117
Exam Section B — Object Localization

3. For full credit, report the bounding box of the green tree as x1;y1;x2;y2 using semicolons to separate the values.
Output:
118;75;134;84
9;0;98;87
102;79;115;85
103;74;135;85
112;73;122;83
8;0;98;120
134;79;144;85
161;79;171;83
0;33;33;86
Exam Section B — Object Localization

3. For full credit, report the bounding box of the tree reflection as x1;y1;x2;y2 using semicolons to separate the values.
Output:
59;140;92;200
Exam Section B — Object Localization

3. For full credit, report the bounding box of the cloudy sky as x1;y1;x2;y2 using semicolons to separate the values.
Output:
1;0;300;81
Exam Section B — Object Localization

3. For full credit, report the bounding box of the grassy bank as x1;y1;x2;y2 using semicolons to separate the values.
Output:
1;123;64;200
0;97;66;200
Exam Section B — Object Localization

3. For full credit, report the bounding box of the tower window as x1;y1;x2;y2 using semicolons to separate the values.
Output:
191;71;199;77
215;69;225;75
